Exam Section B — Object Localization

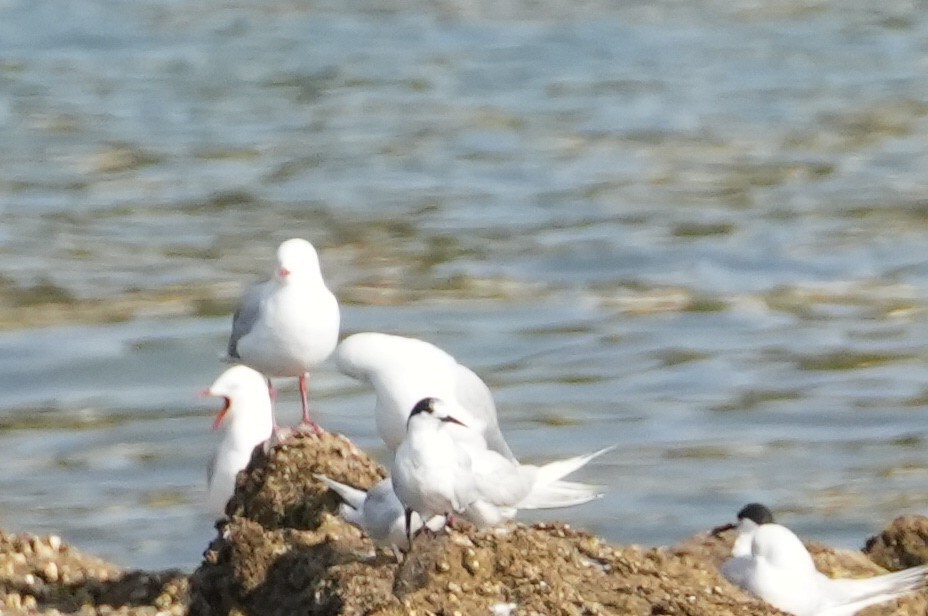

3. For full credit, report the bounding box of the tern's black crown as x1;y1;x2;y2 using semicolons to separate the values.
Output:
409;397;438;419
737;502;774;525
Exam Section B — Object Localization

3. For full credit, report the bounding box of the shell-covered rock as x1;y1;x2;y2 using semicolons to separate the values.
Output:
0;529;187;615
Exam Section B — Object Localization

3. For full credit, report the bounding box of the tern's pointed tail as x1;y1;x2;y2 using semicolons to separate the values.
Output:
314;474;367;510
822;564;928;616
515;446;614;510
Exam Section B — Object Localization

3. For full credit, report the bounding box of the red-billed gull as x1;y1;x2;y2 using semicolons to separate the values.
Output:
203;365;274;518
226;238;340;431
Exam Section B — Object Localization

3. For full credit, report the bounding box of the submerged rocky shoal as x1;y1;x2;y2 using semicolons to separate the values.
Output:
2;432;926;615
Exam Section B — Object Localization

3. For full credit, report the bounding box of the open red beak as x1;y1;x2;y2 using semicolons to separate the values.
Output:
212;397;231;430
278;267;290;279
198;388;230;429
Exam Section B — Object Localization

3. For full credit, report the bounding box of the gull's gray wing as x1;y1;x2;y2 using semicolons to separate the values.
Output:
455;364;516;461
226;281;265;360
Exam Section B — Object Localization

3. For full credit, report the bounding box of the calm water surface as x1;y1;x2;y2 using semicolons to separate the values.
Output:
1;0;928;570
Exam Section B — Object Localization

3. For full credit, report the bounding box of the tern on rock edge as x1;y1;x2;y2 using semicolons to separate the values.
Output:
714;503;928;616
391;397;611;547
226;238;340;432
203;365;274;518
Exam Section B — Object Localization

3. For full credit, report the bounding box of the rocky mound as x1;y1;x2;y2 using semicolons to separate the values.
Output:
185;431;928;616
2;430;927;615
865;515;928;571
0;530;186;615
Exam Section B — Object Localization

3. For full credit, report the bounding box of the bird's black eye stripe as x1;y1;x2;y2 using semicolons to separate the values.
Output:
409;397;437;419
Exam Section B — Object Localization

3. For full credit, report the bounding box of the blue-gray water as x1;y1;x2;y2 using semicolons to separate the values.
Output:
1;0;928;571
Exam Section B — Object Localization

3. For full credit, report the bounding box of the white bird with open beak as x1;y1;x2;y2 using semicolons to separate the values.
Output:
203;365;274;518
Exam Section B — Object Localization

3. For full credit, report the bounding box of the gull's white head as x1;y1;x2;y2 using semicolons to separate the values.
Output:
407;397;468;429
203;365;270;430
274;238;322;283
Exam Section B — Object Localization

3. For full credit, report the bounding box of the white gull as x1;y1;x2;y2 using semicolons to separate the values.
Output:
203;365;274;518
226;238;340;430
333;332;513;458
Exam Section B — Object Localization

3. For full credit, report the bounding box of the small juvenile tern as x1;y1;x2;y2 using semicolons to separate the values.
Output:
315;475;444;554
